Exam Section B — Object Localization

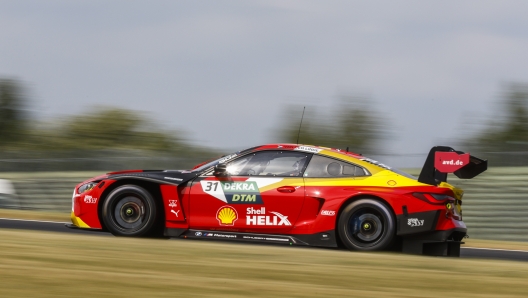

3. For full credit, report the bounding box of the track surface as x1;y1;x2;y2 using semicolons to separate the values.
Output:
2;218;528;262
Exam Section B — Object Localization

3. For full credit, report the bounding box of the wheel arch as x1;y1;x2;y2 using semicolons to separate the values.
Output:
97;178;165;232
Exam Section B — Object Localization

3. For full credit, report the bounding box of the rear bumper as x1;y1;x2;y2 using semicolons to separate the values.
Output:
396;210;466;236
401;228;467;257
396;209;467;256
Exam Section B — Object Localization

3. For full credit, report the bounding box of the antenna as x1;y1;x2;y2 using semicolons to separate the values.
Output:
296;106;306;144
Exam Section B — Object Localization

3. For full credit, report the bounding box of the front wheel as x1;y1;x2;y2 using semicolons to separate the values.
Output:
337;199;395;251
102;185;158;237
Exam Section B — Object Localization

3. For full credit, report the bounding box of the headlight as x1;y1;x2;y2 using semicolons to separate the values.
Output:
78;182;98;194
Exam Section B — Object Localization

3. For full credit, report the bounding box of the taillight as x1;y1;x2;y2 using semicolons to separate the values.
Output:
446;201;462;220
412;192;451;205
412;192;462;220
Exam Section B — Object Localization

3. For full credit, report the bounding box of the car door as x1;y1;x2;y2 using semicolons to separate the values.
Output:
189;150;311;234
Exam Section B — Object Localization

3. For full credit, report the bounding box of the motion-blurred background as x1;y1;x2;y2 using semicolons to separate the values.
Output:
1;1;528;241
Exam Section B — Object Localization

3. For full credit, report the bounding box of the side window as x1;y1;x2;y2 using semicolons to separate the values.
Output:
226;151;311;177
304;155;367;178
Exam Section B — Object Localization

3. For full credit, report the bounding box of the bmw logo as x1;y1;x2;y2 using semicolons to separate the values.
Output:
195;232;202;236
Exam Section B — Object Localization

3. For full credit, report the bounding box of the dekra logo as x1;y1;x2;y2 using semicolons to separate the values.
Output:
200;180;264;204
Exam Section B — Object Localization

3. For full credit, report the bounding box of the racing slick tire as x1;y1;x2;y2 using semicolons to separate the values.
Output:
102;185;159;237
338;199;396;251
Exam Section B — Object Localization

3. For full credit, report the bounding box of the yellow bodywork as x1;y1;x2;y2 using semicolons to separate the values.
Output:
70;211;90;228
314;146;463;212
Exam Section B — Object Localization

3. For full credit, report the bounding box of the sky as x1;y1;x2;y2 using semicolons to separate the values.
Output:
2;1;528;167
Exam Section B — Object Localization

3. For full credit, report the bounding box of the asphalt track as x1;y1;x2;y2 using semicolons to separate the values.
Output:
1;218;528;262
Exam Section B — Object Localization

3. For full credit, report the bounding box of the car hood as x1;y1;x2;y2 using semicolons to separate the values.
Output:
104;169;200;186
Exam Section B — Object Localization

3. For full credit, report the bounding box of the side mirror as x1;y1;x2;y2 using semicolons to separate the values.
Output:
213;163;228;177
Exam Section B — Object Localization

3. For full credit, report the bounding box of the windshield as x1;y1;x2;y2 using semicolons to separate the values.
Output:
191;153;239;172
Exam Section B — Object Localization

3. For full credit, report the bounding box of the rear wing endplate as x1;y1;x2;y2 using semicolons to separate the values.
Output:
418;146;487;186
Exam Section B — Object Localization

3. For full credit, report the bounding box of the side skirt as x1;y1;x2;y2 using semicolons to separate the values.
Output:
165;228;337;247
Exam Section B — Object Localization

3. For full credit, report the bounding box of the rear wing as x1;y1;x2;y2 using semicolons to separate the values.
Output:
418;146;487;186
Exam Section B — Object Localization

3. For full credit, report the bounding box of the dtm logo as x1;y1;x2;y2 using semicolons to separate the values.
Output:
84;195;97;204
408;218;424;227
201;181;264;204
246;207;291;226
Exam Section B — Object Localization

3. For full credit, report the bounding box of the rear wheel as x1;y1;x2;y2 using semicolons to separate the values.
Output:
338;199;395;251
102;185;158;237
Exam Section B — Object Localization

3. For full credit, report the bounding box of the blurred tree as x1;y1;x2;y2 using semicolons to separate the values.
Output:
0;79;27;146
277;95;387;154
37;107;180;151
465;83;528;153
0;79;222;171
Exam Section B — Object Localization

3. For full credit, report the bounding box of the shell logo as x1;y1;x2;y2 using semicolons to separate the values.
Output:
216;206;238;226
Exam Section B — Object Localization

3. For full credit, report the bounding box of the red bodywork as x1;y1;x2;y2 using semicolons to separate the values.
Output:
71;144;485;255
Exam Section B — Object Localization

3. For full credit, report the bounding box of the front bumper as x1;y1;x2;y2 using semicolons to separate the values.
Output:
70;211;90;228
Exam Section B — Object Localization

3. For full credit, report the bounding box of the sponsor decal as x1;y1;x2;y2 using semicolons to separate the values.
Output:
320;210;336;216
213;233;237;238
218;153;238;164
201;232;237;239
294;146;322;153
169;200;178;217
408;218;425;227
360;158;391;170
164;177;183;181
242;235;290;242
442;160;464;165
217;206;238;226
168;199;181;218
84;195;97;204
201;180;263;204
246;207;291;226
435;152;470;173
195;231;203;236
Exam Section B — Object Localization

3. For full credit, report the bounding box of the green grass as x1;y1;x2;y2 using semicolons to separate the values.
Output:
463;238;528;251
1;229;528;297
0;209;70;222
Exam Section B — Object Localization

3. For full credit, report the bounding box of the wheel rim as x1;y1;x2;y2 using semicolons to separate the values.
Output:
347;208;384;246
113;196;147;230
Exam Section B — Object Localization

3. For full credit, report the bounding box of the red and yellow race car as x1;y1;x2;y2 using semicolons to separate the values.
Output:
69;144;487;256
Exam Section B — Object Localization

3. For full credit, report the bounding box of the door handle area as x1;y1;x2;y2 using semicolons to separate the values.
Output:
277;186;296;193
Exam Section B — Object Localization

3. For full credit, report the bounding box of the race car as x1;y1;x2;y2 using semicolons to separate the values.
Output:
68;144;487;256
